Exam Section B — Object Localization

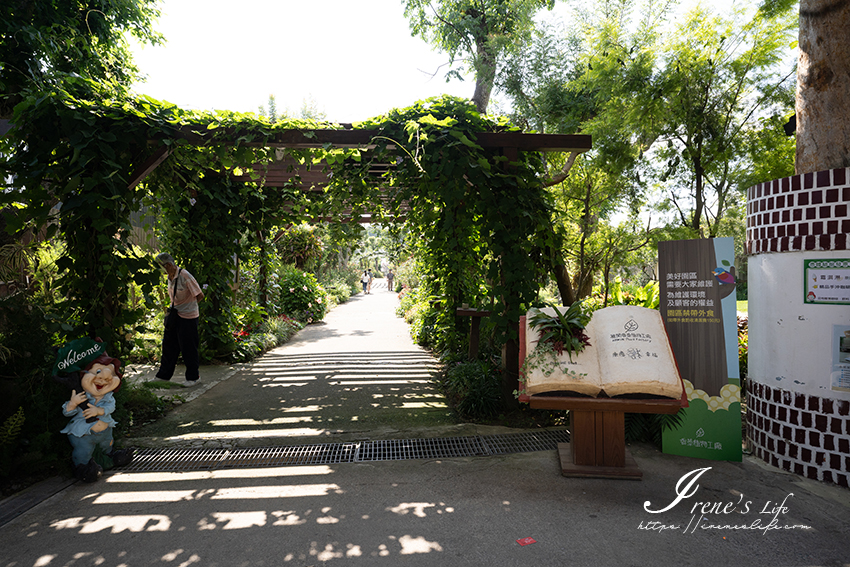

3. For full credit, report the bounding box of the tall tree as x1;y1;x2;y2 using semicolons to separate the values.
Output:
402;0;555;113
258;94;279;121
646;3;796;237
500;0;665;302
795;0;850;171
0;0;162;117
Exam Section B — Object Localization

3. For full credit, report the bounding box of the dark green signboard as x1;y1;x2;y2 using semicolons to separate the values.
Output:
659;237;742;462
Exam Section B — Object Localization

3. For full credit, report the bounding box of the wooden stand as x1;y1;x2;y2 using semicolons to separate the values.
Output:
519;316;687;480
528;395;684;479
456;308;491;360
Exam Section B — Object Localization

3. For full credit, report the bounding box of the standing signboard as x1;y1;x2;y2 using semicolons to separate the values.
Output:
659;238;742;461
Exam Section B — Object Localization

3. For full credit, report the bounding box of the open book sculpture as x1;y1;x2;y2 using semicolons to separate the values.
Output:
521;305;683;399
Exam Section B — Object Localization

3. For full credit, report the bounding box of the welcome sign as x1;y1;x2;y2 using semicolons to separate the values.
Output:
52;338;105;375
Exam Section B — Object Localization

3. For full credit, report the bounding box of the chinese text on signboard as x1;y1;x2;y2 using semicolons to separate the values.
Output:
804;259;850;305
665;272;721;323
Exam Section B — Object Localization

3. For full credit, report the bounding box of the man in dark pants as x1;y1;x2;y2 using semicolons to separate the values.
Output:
155;253;205;385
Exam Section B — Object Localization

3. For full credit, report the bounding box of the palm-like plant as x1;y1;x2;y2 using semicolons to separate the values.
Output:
527;302;591;360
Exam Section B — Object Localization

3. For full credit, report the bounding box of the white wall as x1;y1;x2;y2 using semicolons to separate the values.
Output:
749;250;850;399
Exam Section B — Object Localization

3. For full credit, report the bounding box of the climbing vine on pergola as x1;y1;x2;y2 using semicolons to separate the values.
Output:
0;85;589;394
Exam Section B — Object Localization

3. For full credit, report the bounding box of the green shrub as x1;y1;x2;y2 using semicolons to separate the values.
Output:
396;286;440;347
231;330;277;362
443;360;502;420
274;224;323;270
114;381;168;435
608;278;660;309
276;265;328;323
317;266;359;307
395;256;424;290
624;412;686;448
231;314;303;362
0;407;25;477
265;314;303;343
325;285;350;308
738;315;748;396
0;293;114;485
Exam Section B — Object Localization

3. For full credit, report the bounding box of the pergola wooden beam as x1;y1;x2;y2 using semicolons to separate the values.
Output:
167;125;592;152
128;127;593;225
128;145;171;190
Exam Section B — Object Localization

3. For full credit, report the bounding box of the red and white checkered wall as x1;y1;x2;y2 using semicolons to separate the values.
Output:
746;167;850;486
747;168;849;254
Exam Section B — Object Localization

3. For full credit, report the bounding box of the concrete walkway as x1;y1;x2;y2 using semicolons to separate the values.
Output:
126;280;462;449
2;283;850;566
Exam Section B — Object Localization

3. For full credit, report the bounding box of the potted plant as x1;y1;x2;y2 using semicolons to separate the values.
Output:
519;302;592;393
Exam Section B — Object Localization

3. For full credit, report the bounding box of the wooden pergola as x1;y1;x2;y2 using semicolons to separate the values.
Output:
129;126;592;222
128;124;592;395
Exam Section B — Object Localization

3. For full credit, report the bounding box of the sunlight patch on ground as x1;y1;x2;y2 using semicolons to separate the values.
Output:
209;511;266;529
331;374;434;380
331;379;433;385
398;535;444;554
106;466;333;483
164;428;332;441
282;405;322;412
206;417;313;427
91;483;342;504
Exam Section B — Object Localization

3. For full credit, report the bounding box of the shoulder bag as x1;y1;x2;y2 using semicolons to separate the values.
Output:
164;269;182;330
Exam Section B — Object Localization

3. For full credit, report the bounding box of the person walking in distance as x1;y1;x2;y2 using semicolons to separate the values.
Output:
155;253;205;385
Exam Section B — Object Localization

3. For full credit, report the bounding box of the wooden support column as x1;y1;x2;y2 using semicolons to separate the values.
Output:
570;410;625;467
499;145;521;406
456;308;491;359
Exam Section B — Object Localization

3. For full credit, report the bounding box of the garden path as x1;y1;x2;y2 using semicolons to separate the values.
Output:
5;288;850;566
128;280;457;449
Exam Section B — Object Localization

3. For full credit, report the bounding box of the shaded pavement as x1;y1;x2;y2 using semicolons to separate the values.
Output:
2;281;850;566
128;280;458;448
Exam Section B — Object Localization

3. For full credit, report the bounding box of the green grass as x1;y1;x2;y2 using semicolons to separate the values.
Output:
736;300;748;314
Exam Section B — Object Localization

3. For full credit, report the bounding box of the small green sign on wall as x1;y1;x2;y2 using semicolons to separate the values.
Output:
804;259;850;305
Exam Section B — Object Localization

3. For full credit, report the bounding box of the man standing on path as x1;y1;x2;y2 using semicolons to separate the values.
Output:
155;253;205;385
386;269;394;292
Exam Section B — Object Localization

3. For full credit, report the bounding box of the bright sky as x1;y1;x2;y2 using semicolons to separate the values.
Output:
128;0;743;124
129;0;485;123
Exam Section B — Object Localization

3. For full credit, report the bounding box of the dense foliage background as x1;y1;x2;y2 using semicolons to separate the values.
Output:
0;0;792;491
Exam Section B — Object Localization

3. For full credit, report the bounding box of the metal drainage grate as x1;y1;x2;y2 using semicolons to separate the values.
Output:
123;429;569;473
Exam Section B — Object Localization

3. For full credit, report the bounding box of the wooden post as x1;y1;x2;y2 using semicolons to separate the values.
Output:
456;308;491;360
257;230;268;310
500;146;522;406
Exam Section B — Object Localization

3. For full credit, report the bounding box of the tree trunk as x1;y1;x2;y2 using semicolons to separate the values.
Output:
692;155;705;237
575;273;594;299
553;263;575;306
796;0;850;173
472;40;496;114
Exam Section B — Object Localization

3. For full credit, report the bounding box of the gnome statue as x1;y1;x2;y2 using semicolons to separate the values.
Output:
54;338;134;482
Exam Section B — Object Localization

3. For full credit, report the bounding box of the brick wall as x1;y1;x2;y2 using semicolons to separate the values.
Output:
746;167;849;255
746;167;850;486
747;382;849;487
